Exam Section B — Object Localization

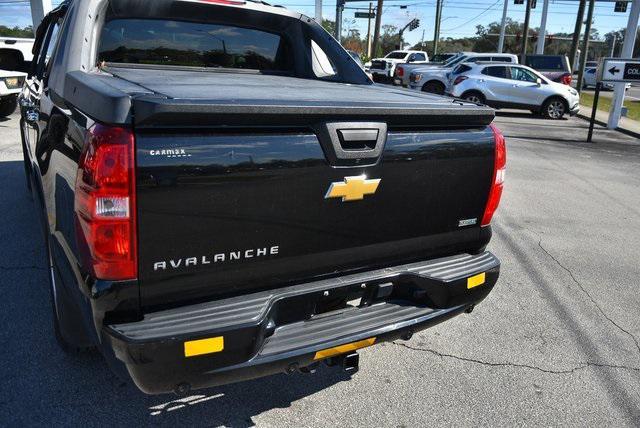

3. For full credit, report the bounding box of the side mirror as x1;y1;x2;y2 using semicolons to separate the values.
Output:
536;78;542;86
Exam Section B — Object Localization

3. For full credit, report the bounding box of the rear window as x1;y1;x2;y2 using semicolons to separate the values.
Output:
525;56;566;71
98;19;291;71
452;64;472;75
385;51;407;59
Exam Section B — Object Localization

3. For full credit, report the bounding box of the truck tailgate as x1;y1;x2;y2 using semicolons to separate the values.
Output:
135;126;495;309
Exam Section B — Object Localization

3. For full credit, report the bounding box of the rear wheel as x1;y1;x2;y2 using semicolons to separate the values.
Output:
542;97;567;119
0;95;17;118
422;81;445;95
462;91;485;105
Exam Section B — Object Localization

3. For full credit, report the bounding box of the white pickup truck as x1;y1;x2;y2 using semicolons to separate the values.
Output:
369;50;428;83
0;69;26;117
0;37;35;71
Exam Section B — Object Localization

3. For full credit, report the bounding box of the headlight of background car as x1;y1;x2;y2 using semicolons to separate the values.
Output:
2;76;25;89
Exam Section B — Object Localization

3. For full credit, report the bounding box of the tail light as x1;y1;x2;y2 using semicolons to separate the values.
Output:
453;75;468;85
481;124;506;226
561;73;572;85
74;124;137;280
396;66;404;77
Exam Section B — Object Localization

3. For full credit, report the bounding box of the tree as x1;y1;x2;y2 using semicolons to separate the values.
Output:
0;26;33;38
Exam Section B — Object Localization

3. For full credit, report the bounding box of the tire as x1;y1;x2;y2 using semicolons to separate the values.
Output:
0;95;17;118
542;97;567;120
422;81;445;95
462;91;485;105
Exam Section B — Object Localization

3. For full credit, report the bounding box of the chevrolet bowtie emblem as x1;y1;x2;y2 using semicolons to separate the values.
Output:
325;175;381;202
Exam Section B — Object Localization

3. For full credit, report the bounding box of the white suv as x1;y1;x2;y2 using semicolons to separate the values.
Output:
369;50;428;83
408;52;518;94
448;62;580;119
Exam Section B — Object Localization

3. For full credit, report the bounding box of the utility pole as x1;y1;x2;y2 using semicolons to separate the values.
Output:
608;0;640;129
335;0;344;41
536;0;550;54
569;0;587;72
366;3;373;57
315;0;322;23
520;0;532;64
29;0;52;34
576;0;595;93
610;33;617;57
433;0;443;56
498;0;509;53
371;0;384;57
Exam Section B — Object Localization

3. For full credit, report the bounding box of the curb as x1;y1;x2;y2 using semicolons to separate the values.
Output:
576;108;640;140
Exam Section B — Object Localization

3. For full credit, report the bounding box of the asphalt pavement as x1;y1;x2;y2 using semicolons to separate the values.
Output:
1;109;639;427
580;83;640;101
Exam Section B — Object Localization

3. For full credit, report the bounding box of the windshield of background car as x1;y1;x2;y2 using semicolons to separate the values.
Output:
385;51;407;59
446;55;467;68
525;56;565;71
99;19;291;71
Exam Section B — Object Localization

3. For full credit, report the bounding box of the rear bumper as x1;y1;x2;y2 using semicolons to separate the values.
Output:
104;251;500;394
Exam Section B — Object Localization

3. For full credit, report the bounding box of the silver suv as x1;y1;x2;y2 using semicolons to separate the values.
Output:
448;62;580;119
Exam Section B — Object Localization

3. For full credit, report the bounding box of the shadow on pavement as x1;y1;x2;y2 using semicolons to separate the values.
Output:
0;160;351;426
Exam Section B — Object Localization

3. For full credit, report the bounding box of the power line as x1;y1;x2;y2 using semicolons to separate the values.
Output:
442;0;502;31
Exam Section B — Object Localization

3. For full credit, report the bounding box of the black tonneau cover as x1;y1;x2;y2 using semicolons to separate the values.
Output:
64;67;494;128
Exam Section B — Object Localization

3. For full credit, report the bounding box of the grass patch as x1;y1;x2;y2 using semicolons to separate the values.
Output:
580;92;640;122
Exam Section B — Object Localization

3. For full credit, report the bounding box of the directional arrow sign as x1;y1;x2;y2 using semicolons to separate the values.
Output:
599;58;640;83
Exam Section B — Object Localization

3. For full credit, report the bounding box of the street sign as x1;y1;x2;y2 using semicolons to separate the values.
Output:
614;1;627;12
598;58;640;82
355;11;375;18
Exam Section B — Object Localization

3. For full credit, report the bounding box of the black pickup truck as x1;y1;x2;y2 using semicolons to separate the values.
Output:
20;0;505;395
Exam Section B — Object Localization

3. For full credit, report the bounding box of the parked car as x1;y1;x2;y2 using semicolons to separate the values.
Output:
525;54;572;85
0;69;26;117
408;53;519;94
369;49;428;83
448;62;579;119
581;67;631;90
22;0;503;395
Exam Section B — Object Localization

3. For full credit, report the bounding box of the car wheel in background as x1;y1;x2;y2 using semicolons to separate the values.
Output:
0;95;18;117
422;81;445;95
542;97;567;119
462;91;485;105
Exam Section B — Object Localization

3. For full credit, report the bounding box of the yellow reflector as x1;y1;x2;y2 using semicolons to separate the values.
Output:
313;337;376;360
467;272;486;289
184;336;224;357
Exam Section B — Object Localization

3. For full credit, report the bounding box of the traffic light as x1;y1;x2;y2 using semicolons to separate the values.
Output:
409;18;420;31
531;0;536;8
614;1;627;12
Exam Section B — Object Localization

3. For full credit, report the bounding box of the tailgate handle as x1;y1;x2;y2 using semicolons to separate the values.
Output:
315;122;388;167
337;129;379;151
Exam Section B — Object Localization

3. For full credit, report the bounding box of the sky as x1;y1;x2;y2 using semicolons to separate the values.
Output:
0;0;635;47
